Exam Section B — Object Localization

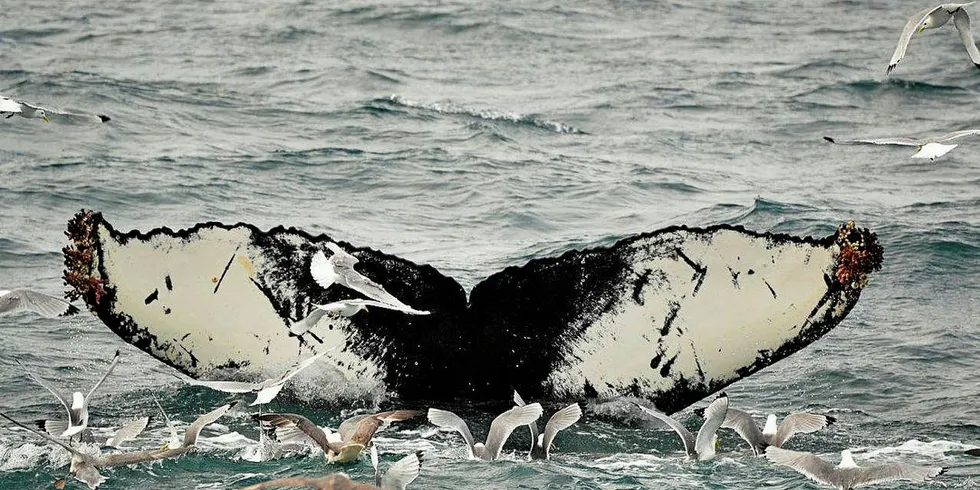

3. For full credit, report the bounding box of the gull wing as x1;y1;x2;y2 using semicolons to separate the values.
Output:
343;271;422;313
635;403;696;458
888;5;944;73
288;308;328;336
250;384;285;406
953;8;980;70
0;96;23;113
309;250;335;290
933;129;980;142
73;462;108;489
0;290;76;317
182;404;231;447
276;351;327;384
371;445;382;486
0;411;89;460
17;360;72;421
540;403;582;455
255;412;336;453
381;450;423;490
105;416;149;448
326;242;359;268
85;350;121;405
152;396;181;448
483;403;543;461
427;408;476;458
771;412;835;447
720;408;765;454
512;391;539;451
181;378;258;394
694;394;728;458
764;447;840;487
854;462;945;486
37;419;69;436
345;410;419;446
338;414;372;442
318;298;429;316
823;136;920;146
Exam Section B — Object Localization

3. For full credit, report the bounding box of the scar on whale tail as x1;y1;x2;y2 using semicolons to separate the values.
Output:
64;210;881;411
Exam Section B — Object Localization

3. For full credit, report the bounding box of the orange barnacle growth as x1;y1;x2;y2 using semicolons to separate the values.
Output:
832;221;883;290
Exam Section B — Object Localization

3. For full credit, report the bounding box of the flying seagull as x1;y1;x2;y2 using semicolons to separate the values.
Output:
712;408;835;456
257;410;420;464
0;289;78;318
309;244;429;315
427;403;543;461
289;299;427;336
887;3;980;73
371;446;423;490
20;350;121;438
0;404;230;489
179;351;326;406
765;447;945;489
0;95;110;123
513;390;582;460
823;130;980;160
634;393;728;461
104;416;150;448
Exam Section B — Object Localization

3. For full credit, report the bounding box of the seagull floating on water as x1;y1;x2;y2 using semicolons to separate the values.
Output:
0;404;230;490
427;404;543;461
0;94;110;123
513;390;582;460
887;3;980;73
179;351;327;406
765;447;945;489
634;393;728;461
257;410;420;464
823;130;980;160
310;244;429;315
0;289;78;318
20;350;120;439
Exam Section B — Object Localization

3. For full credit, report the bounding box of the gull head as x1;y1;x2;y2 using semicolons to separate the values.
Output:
36;109;50;122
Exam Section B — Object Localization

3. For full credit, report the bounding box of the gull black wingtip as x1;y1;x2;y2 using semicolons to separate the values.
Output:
98;114;110;123
823;136;836;143
825;414;837;425
62;304;80;316
965;448;980;456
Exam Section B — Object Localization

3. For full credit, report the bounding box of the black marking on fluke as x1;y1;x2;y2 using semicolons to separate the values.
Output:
165;275;173;291
144;289;159;305
65;210;880;409
213;246;241;294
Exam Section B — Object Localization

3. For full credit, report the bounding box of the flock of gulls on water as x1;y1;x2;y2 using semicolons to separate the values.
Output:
4;2;980;489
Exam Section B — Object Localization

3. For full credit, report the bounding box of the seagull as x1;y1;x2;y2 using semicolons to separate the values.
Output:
765;447;945;489
20;350;121;438
257;410;420;464
427;403;543;461
104;416;149;448
289;299;426;336
0;94;110;123
179;351;326;406
887;3;980;74
704;407;835;456
0;289;78;318
151;395;181;449
823;130;980;160
371;446;423;490
633;393;728;461
0;404;230;489
309;245;429;315
512;391;582;460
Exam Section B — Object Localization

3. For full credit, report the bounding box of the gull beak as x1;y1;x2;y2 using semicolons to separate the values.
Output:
714;439;722;450
42;115;50;122
917;24;927;33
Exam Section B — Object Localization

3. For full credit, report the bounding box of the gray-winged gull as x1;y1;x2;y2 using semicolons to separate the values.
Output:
887;3;980;73
0;94;110;123
427;404;543;461
634;393;728;461
824;130;980;160
513;390;582;460
765;447;945;489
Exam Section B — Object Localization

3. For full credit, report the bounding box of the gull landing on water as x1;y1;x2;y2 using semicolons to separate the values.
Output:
887;3;980;73
713;408;835;456
634;393;729;461
823;130;980;160
0;95;110;123
513;390;582;460
19;350;121;438
427;404;543;461
765;447;945;489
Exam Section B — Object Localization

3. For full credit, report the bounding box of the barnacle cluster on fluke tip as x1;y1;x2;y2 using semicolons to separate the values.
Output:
63;209;108;306
833;220;884;290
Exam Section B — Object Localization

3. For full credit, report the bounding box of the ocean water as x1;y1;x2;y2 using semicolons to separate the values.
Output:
1;0;980;488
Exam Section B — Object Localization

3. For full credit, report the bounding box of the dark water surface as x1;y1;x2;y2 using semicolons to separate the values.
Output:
1;0;979;488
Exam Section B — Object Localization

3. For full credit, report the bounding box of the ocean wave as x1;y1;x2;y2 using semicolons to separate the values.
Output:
374;95;586;134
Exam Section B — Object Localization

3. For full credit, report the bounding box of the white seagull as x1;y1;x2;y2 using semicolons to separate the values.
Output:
371;446;423;490
0;289;78;318
716;408;835;456
765;447;945;489
104;416;150;448
0;94;110;123
513;390;582;460
309;244;429;315
634;393;729;461
289;299;427;336
823;130;980;160
427;404;543;461
887;3;980;74
20;350;121;438
180;351;326;406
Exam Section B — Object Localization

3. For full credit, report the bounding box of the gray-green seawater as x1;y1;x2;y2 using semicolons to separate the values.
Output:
1;0;979;488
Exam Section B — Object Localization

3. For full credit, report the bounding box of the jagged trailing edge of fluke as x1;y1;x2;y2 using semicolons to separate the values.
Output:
62;210;882;409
